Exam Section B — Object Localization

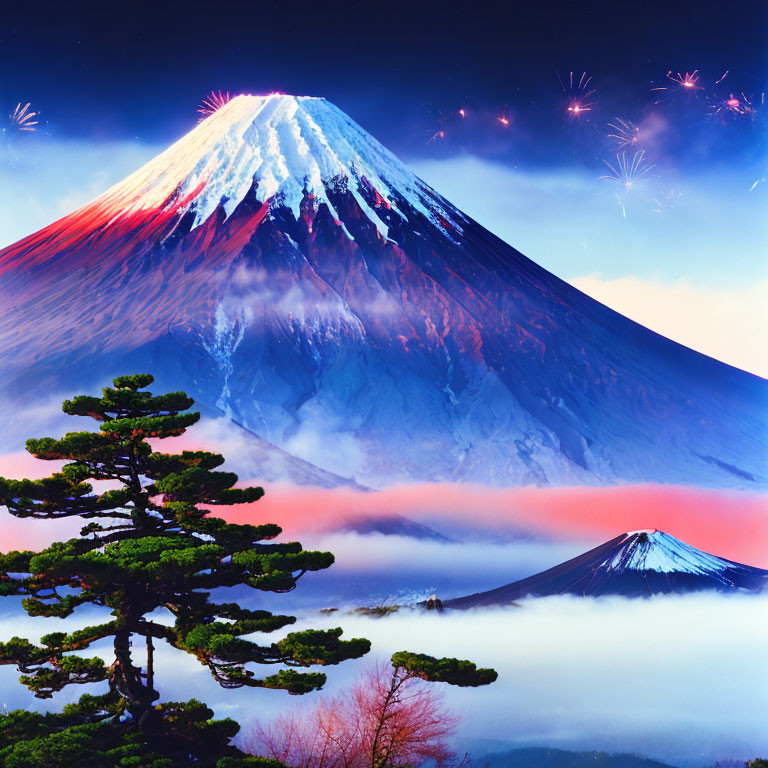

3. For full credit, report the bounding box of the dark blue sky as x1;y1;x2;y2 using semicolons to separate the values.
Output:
2;0;766;166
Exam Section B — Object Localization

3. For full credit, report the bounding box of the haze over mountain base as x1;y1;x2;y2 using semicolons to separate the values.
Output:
1;591;765;765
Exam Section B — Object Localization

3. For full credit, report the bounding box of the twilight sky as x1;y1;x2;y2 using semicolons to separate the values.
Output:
1;0;766;374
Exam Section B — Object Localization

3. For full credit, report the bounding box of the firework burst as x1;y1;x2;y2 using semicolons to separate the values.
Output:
198;90;232;121
558;71;595;117
708;92;755;119
600;150;654;217
606;118;641;149
601;150;654;187
668;70;700;91
8;102;39;132
651;70;701;102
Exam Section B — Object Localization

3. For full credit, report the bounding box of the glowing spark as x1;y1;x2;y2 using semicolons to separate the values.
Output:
748;179;762;192
426;111;449;145
498;116;510;126
9;102;39;132
715;71;729;85
197;90;232;121
458;108;465;118
607;118;640;149
567;102;591;115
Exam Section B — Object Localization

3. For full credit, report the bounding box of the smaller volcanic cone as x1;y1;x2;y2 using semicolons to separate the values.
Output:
444;530;768;607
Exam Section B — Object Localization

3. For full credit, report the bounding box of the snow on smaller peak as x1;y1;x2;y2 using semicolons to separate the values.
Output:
607;530;736;576
98;93;462;241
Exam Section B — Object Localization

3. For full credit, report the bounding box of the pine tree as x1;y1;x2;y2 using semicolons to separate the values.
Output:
0;374;496;766
0;374;370;761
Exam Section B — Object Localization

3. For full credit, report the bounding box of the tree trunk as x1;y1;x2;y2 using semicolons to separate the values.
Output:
146;631;154;695
113;626;155;723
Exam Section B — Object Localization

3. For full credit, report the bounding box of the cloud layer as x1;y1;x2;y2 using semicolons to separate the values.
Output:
2;434;766;571
311;595;768;766
0;137;161;248
2;594;764;766
219;483;768;569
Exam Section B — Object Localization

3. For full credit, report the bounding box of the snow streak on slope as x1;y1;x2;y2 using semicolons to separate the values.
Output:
606;529;742;575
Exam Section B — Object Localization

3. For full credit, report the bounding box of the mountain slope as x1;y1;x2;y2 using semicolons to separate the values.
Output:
0;94;765;488
443;529;768;606
225;418;369;489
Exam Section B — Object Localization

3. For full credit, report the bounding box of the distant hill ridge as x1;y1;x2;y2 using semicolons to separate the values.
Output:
479;746;676;768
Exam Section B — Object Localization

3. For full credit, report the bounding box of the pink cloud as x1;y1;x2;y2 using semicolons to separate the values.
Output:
2;446;765;569
218;483;768;568
0;450;64;480
0;451;79;550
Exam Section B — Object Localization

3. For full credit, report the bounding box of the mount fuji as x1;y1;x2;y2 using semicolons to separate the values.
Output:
0;94;765;488
443;529;768;605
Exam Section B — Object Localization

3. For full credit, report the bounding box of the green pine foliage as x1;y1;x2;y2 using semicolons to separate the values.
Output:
0;373;495;766
0;374;372;764
390;650;498;686
0;695;281;767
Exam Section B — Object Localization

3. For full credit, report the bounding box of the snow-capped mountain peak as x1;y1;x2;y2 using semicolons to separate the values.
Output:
444;530;768;606
608;530;741;576
91;93;461;241
0;95;765;490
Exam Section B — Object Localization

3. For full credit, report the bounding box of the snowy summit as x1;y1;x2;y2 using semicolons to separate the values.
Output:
101;93;461;239
606;529;744;576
